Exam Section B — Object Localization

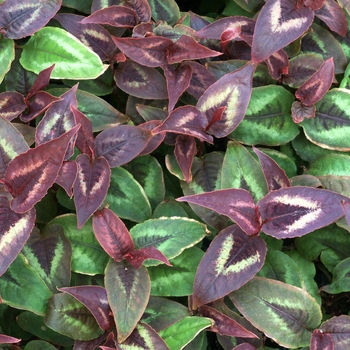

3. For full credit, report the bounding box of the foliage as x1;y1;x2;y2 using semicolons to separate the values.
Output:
0;0;350;349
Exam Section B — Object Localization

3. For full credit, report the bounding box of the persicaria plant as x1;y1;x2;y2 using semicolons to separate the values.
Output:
1;0;350;349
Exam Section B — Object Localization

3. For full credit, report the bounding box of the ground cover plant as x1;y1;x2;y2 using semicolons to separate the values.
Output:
0;0;350;348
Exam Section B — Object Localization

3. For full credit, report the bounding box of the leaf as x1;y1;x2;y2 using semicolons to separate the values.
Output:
125;246;171;269
265;49;289;80
0;253;52;316
175;135;197;183
192;225;266;309
292;100;316;123
230;277;322;348
0;335;20;344
20;27;108;79
258;186;347;239
94;125;153;168
0;92;27;121
21;225;71;293
55;161;77;198
93;207;134;262
0;38;14;84
138;120;166;156
196;62;255;138
251;0;314;62
148;0;180;26
5;125;80;213
44;293;104;340
320;315;350;348
0;0;62;39
320;257;350;294
74;154;111;229
27;64;55;98
310;330;334;350
127;0;152;22
23;340;58;350
105;259;150;342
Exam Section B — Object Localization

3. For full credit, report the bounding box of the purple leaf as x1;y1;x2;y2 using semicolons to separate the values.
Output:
0;196;35;276
291;101;316;123
92;207;134;261
192;225;267;309
310;329;334;350
55;160;77;198
125;0;152;23
253;147;290;191
27;64;55;99
251;0;314;63
138;120;165;156
258;186;348;238
233;344;256;350
0;335;21;344
0;92;27;121
304;0;326;10
341;201;350;228
175;135;197;183
177;189;261;235
124;246;172;269
58;286;113;331
5;125;80;213
320;315;350;348
265;49;289;80
74;154;111;229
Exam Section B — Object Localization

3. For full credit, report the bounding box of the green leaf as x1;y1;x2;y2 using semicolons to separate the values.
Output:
50;214;109;275
148;247;204;296
62;0;93;13
130;217;208;267
106;166;152;223
0;38;14;84
105;259;151;343
300;89;350;150
221;141;268;201
229;85;299;146
24;340;58;350
159;316;213;350
0;254;52;316
20;27;108;80
307;154;350;176
230;276;322;348
321;257;350;294
44;293;103;341
148;0;180;26
152;199;190;218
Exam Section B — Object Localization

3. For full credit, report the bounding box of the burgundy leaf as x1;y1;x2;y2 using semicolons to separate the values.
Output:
132;22;154;37
153;106;213;143
175;135;197;183
163;64;192;112
199;305;258;338
5;125;80;213
125;0;152;23
0;0;62;39
27;64;55;98
74;154;111;229
221;25;242;49
192;225;267;309
0;92;27;121
93;207;134;261
58;286;113;331
71;106;94;158
295;57;334;106
177;189;261;235
124;246;172;269
265;49;289;80
138;120;165;156
188;11;211;31
74;333;109;350
112;36;172;67
166;35;222;64
55;13;116;61
233;344;256;350
304;0;326;10
291;100;316;123
253;147;290;191
55;160;77;198
251;0;314;63
205;106;226;132
81;5;137;27
0;335;21;344
320;315;350;348
311;329;334;350
258;186;347;239
0;196;35;276
94;125;153;167
315;0;347;36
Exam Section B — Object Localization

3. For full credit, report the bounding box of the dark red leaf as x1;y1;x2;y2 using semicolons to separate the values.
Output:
93;207;134;261
177;189;261;235
295;57;334;106
0;196;35;276
74;154;111;229
310;329;334;350
125;0;152;23
58;286;113;331
221;25;242;51
5;125;80;213
175;135;197;183
265;49;289;80
205;106;226;132
253;147;290;191
304;0;326;10
251;0;314;62
192;225;267;309
163;64;193;112
291;100;316;123
138;120;165;156
258;186;347;239
320;315;350;348
74;333;109;350
0;335;21;344
55;160;77;198
27;64;55;98
132;22;154;37
0;92;27;121
199;305;258;338
81;5;137;27
124;246;172;269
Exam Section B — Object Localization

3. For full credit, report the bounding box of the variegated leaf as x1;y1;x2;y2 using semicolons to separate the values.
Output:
192;225;266;309
147;0;180;26
55;160;77;198
0;196;35;276
174;135;197;183
0;92;27;121
311;329;334;350
27;64;55;98
5;125;80;213
74;154;111;229
258;186;347;238
138;120;166;156
0;38;14;84
320;315;350;348
0;0;62;39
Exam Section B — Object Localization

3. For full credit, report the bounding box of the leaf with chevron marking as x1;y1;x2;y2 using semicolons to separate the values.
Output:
0;196;35;276
192;225;266;309
319;315;350;348
5;125;80;213
148;0;180;26
127;0;152;23
258;186;347;238
0;0;62;39
74;154;111;229
175;135;197;183
0;92;27;121
0;38;14;84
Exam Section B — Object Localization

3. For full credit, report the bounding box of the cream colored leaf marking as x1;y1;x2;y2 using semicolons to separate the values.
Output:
77;166;88;196
82;28;111;42
0;96;10;109
6;3;42;33
0;215;30;252
174;110;197;127
0;140;18;160
215;234;261;276
137;325;154;348
273;194;319;209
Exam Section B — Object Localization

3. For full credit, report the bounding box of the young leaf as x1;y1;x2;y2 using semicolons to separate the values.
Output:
0;335;20;344
5;125;80;213
310;329;334;350
27;64;55;98
265;49;289;80
0;92;27;121
124;246;171;269
192;225;266;309
291;101;316;123
175;135;197;183
138;120;166;156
